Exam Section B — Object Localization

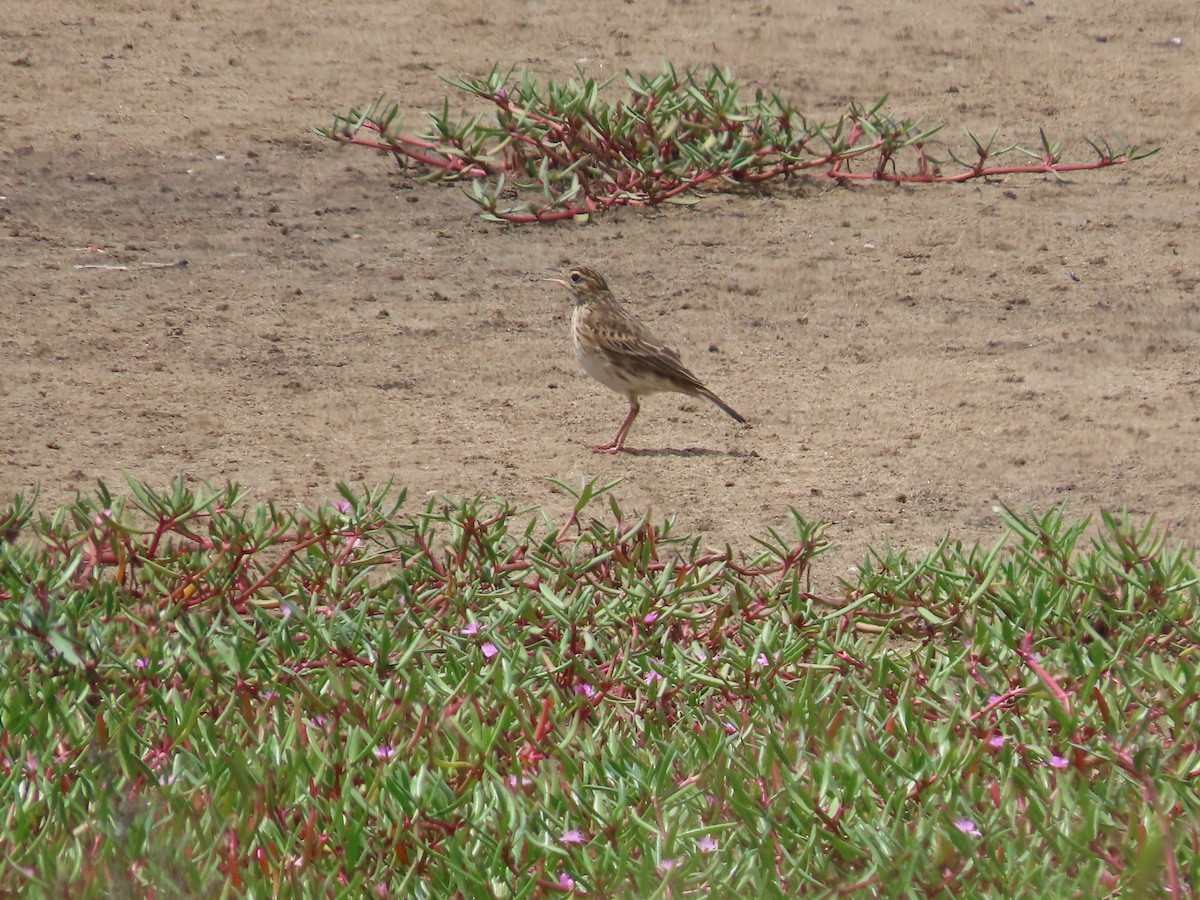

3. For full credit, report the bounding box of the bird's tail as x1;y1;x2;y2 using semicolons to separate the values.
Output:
699;388;747;425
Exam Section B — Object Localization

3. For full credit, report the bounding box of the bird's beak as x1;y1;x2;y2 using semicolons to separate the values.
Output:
542;268;568;287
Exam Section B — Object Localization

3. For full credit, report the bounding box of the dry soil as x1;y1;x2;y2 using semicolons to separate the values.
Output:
3;0;1199;582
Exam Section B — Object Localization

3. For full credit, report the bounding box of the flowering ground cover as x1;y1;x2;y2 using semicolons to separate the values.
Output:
2;479;1196;895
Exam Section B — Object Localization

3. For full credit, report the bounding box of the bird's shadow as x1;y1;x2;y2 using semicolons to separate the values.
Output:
592;445;756;459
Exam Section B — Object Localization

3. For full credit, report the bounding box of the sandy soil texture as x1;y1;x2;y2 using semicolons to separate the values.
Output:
2;1;1198;581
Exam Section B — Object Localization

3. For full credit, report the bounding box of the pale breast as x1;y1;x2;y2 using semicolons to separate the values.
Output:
574;329;637;393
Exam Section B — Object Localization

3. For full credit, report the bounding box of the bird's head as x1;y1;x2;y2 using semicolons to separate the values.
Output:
544;265;610;304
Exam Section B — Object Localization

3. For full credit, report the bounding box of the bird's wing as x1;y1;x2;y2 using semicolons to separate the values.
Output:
598;331;708;393
587;295;708;392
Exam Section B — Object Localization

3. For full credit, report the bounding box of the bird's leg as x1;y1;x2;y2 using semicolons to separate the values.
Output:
591;397;640;453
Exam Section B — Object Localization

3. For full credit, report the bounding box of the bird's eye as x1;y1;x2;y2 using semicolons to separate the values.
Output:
570;272;582;283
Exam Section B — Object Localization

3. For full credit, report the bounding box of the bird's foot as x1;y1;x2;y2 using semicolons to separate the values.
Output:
587;441;625;454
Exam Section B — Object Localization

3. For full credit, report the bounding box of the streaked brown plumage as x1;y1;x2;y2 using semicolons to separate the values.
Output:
545;264;747;453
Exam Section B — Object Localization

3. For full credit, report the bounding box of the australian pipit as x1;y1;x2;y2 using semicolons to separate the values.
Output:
546;264;747;453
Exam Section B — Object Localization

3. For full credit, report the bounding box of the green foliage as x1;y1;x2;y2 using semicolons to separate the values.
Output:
315;64;1156;223
1;479;1197;896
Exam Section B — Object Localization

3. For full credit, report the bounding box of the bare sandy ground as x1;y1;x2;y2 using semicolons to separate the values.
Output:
2;0;1198;582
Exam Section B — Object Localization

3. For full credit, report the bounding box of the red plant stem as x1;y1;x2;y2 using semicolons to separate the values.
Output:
1110;743;1183;897
491;198;600;225
1016;632;1073;716
145;516;173;560
166;543;234;604
334;531;366;566
839;875;882;895
411;531;448;579
828;157;1129;184
335;133;490;178
492;97;569;136
507;129;573;169
970;687;1028;721
231;532;330;606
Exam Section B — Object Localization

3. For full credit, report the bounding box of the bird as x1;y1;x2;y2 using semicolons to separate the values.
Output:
545;264;747;453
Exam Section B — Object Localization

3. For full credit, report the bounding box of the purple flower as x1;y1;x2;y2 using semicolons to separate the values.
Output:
481;642;498;659
697;835;718;853
558;872;577;891
723;722;737;735
573;683;596;699
644;670;664;684
644;611;660;625
560;829;587;845
374;744;396;761
987;734;1006;749
460;622;480;636
657;858;677;873
954;818;982;838
1048;753;1069;769
335;500;353;514
134;657;150;670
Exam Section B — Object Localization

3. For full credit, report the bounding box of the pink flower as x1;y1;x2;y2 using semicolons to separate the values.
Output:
644;671;664;684
657;858;677;873
335;500;353;514
954;818;982;838
374;744;396;761
573;683;596;699
1048;754;1069;769
481;642;498;659
644;611;660;625
460;622;480;636
558;872;577;891
697;835;718;853
723;722;737;735
560;829;587;845
987;734;1006;749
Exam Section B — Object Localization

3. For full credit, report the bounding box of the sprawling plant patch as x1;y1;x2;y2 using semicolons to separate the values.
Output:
0;480;1196;895
317;65;1155;223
